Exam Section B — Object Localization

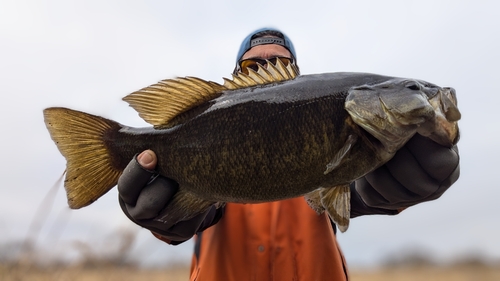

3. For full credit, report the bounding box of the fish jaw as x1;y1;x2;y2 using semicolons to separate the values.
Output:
417;87;460;147
345;78;461;153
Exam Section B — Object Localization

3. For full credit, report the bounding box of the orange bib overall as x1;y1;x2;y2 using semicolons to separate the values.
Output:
189;197;349;281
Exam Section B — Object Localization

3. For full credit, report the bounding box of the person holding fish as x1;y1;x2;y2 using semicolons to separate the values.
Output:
44;27;460;280
112;28;460;281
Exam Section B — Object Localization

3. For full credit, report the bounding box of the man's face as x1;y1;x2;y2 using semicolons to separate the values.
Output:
241;44;292;61
237;44;293;74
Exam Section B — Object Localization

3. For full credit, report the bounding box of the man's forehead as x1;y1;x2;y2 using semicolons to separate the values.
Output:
241;44;292;60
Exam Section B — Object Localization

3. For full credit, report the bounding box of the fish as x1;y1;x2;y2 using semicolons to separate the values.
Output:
43;60;460;232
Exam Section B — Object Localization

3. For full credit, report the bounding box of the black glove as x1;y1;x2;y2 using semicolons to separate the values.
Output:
350;134;460;217
118;151;223;244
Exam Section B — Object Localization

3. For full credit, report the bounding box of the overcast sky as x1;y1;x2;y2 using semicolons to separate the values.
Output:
1;0;499;268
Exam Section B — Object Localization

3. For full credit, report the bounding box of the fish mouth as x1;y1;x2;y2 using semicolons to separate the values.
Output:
345;79;461;152
417;87;460;146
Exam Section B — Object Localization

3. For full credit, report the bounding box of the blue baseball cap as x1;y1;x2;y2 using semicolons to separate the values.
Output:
235;27;297;63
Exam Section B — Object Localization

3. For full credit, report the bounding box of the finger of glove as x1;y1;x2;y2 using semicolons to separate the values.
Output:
157;207;213;240
356;161;434;209
126;176;179;220
405;134;460;182
117;155;157;205
422;161;460;202
118;196;140;226
381;144;440;198
350;183;399;217
355;171;406;209
138;206;216;242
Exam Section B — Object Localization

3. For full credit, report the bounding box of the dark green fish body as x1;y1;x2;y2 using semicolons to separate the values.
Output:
44;62;460;231
112;73;393;202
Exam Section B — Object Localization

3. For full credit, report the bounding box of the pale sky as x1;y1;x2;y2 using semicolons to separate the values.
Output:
1;0;499;268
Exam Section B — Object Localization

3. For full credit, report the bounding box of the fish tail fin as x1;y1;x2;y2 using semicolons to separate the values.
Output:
43;107;123;209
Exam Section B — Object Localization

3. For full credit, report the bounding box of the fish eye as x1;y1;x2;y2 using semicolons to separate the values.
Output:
354;85;372;90
406;82;421;91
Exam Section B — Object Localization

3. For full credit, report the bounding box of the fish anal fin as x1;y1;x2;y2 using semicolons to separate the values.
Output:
305;188;326;214
324;134;358;175
155;189;217;228
123;77;226;127
320;184;351;233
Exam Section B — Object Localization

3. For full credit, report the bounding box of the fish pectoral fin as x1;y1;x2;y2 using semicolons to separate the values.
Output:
155;189;216;228
305;188;326;214
324;134;358;175
320;184;351;233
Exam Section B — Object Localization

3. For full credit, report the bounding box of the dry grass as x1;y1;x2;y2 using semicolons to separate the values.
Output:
350;265;500;281
0;264;190;281
2;264;500;281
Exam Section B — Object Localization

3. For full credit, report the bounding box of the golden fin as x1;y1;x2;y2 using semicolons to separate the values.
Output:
324;134;358;175
223;58;299;89
305;188;326;214
124;59;298;127
123;77;226;127
320;184;351;232
43;107;123;209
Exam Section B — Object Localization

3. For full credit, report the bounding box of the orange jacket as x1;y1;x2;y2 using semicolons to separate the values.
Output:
189;197;349;281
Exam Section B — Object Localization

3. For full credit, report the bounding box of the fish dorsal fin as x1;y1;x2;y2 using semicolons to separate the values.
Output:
223;58;299;89
123;77;226;127
123;59;299;127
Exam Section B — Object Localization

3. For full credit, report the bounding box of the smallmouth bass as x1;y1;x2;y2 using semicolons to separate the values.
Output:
44;61;460;232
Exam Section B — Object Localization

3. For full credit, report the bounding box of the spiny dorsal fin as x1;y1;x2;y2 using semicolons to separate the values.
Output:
123;59;299;127
123;77;226;127
223;58;299;89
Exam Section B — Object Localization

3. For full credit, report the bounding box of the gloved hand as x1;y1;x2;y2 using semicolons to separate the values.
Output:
118;150;223;244
350;134;460;217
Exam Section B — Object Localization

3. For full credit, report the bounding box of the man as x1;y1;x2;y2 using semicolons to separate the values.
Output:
118;28;460;280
